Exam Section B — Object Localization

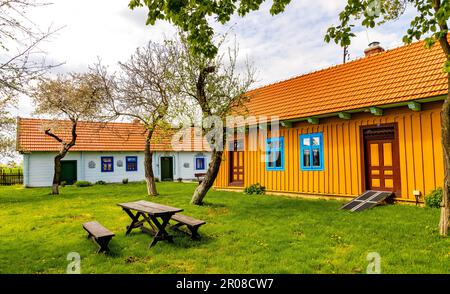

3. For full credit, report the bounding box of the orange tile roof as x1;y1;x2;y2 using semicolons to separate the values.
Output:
17;118;211;153
245;39;447;121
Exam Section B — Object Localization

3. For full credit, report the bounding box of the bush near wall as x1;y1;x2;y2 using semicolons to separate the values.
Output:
425;187;443;209
75;181;92;187
244;183;266;195
0;168;23;174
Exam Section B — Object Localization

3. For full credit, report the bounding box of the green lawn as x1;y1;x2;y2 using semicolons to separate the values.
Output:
0;182;448;274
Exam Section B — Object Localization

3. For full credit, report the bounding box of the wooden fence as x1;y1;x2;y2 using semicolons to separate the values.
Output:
0;169;23;186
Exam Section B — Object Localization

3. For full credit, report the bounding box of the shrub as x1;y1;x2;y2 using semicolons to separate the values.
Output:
244;183;266;195
154;177;160;182
75;181;92;187
425;187;443;209
177;177;183;182
59;181;66;187
95;180;106;185
122;178;129;184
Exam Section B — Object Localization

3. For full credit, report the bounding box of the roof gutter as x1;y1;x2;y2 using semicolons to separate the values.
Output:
272;95;446;126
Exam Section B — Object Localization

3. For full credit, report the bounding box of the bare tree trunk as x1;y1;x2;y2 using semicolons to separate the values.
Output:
45;119;77;196
145;130;158;196
52;154;62;195
434;1;450;236
190;65;221;205
439;80;450;236
191;150;223;205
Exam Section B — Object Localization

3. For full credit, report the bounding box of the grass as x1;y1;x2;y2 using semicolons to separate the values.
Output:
0;182;448;274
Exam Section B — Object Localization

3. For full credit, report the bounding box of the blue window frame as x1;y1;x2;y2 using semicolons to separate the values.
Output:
101;156;114;172
266;137;284;171
195;157;206;170
126;156;138;172
300;133;324;171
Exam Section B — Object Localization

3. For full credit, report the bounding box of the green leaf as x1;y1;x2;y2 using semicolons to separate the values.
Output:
443;60;450;73
128;0;292;58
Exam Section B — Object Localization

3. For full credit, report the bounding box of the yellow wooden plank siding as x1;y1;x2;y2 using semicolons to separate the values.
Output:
214;102;444;202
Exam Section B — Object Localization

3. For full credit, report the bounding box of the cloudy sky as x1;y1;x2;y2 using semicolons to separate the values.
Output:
15;0;417;117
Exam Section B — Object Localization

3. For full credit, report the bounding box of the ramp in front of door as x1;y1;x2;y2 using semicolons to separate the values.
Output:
341;191;393;212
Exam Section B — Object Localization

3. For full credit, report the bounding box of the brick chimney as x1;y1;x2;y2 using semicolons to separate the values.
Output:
364;41;385;57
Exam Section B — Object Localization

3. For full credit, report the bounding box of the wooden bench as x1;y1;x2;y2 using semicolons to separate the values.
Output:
82;221;115;253
194;173;206;185
170;214;206;240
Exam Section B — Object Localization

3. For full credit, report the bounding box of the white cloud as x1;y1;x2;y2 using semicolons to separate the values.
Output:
13;0;417;117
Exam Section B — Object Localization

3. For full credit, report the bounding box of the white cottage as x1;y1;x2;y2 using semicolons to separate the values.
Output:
16;118;212;187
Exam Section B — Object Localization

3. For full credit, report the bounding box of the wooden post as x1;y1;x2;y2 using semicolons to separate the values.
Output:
408;101;421;111
338;112;352;120
370;107;383;116
307;117;319;125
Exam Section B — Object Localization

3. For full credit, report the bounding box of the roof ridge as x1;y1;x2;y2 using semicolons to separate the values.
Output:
18;117;139;126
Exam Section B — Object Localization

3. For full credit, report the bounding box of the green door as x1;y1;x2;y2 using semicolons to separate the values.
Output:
60;161;77;185
160;157;173;181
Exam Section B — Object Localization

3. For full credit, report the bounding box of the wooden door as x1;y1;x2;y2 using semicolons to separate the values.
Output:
363;127;400;195
160;157;174;181
60;160;77;185
229;140;244;186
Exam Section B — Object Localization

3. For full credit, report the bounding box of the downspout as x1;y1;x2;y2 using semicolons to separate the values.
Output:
23;154;29;187
80;151;85;181
175;152;179;178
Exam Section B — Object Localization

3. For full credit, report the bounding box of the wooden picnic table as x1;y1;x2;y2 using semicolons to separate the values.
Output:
117;200;183;247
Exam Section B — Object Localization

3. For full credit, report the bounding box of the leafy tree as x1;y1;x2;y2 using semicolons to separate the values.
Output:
0;0;59;158
32;73;106;195
170;34;256;205
94;41;175;196
0;107;15;159
128;0;450;235
128;0;292;58
325;0;449;236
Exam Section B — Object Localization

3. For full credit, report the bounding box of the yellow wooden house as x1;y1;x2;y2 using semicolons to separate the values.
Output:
214;41;447;203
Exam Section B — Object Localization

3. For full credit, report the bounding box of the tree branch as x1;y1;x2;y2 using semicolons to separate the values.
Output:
44;128;63;144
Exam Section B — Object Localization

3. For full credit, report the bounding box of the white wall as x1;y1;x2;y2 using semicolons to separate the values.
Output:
153;151;210;180
23;151;211;187
178;152;209;179
82;152;145;184
24;152;82;187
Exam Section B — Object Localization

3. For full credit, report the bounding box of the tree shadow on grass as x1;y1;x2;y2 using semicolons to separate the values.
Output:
169;234;215;249
111;226;215;251
202;201;227;208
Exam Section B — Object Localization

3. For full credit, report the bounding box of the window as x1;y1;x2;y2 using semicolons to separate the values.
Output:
300;133;324;171
101;157;114;172
126;156;138;171
195;157;205;170
266;137;284;171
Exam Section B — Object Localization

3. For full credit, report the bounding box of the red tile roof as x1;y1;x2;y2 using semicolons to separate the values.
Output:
245;39;447;121
17;118;210;153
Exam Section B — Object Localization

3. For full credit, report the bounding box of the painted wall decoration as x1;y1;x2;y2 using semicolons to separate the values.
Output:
117;160;123;167
88;161;96;169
